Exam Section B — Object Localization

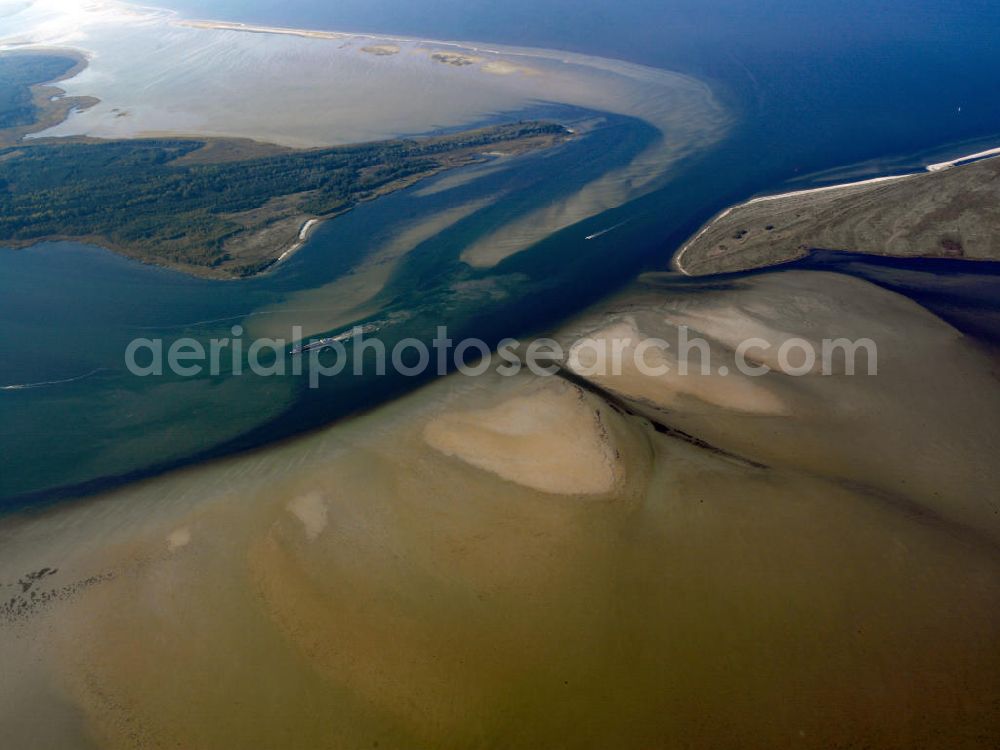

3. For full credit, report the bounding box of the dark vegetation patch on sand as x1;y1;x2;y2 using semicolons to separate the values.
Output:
431;51;480;66
0;49;98;147
361;44;400;56
1;566;115;624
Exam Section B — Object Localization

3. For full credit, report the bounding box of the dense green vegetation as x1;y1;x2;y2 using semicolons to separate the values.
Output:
0;53;78;129
0;122;567;276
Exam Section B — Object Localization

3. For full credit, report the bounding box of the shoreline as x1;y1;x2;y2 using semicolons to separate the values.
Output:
274;218;321;266
172;18;564;62
926;145;1000;172
1;125;571;279
6;0;731;278
673;147;1000;275
0;47;99;147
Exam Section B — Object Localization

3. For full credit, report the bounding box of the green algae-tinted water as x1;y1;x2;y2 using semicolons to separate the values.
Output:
0;110;683;503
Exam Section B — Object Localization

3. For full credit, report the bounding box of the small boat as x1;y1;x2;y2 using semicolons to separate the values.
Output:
291;323;380;355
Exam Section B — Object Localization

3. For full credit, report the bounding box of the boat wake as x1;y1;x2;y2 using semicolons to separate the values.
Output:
585;219;630;240
1;368;108;392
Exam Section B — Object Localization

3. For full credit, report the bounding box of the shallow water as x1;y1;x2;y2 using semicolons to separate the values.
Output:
0;107;676;503
1;0;999;745
0;0;732;503
2;266;999;747
4;0;1000;503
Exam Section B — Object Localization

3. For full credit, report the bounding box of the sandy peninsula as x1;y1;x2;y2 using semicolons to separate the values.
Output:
176;18;351;41
674;152;1000;275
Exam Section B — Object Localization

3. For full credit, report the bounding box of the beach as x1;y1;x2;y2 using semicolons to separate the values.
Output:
673;151;1000;276
273;219;321;265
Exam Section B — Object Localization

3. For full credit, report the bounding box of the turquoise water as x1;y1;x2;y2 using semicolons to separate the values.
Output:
3;0;1000;504
1;111;672;502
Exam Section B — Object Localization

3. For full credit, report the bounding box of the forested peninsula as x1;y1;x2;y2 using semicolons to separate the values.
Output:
0;50;568;277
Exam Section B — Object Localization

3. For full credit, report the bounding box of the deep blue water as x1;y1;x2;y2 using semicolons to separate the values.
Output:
158;0;1000;189
2;0;1000;505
